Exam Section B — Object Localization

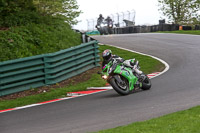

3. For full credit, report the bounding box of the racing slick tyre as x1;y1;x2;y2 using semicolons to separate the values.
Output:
109;75;130;95
141;75;151;90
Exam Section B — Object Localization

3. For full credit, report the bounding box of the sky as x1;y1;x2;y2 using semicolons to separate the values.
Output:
73;0;163;31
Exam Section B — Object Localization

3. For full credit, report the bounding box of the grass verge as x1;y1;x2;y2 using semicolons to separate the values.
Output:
0;44;165;110
0;17;81;62
96;105;200;133
99;45;165;74
157;30;200;35
0;74;106;110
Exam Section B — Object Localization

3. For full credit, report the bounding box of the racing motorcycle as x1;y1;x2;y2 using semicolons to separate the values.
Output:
96;20;113;35
107;20;113;34
98;59;151;95
96;20;108;35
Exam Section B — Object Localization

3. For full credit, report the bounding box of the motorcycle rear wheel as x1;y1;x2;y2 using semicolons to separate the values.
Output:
110;75;130;95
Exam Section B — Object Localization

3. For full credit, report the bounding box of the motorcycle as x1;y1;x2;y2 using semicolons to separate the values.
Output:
96;20;113;35
96;20;108;35
107;20;113;34
98;59;151;95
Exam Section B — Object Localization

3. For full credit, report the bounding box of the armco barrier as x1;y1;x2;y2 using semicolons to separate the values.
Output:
0;40;100;96
113;24;181;34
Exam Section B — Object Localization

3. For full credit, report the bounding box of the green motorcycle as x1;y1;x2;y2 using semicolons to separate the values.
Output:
99;59;151;95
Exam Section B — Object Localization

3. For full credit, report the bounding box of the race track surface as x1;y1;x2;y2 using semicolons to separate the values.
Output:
1;33;200;133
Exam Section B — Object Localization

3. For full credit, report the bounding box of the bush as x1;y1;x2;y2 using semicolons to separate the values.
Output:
0;11;39;27
0;17;81;62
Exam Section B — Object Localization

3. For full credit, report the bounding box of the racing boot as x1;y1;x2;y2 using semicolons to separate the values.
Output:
138;73;146;82
133;67;145;82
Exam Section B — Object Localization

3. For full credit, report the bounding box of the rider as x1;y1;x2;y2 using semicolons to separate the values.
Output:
102;49;144;80
105;16;113;27
96;14;104;28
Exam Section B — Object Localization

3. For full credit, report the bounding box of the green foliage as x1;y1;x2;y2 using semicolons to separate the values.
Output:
0;0;36;13
33;0;82;25
0;0;81;27
0;0;82;61
158;0;200;25
0;10;40;27
0;0;36;24
0;17;82;62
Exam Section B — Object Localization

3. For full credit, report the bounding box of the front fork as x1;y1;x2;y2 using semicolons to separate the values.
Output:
106;75;126;86
112;75;126;86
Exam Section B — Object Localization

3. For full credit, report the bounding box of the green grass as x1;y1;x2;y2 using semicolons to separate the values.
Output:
0;15;81;62
0;74;106;110
157;30;200;35
96;105;200;133
99;45;165;74
0;45;165;110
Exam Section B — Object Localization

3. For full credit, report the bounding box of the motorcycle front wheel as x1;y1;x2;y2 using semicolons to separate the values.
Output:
141;75;151;90
109;75;130;95
98;29;103;35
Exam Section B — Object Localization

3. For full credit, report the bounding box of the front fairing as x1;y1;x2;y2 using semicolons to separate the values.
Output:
114;65;137;90
102;61;112;78
102;62;138;90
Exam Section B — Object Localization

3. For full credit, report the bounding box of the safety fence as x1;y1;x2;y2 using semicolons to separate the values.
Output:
112;24;196;34
87;10;136;31
0;40;100;96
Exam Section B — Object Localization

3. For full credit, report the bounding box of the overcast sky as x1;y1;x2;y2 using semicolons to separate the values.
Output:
73;0;163;30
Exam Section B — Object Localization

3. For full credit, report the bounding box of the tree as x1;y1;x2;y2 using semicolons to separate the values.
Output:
0;0;81;27
62;0;82;25
158;0;200;25
0;0;35;14
33;0;81;25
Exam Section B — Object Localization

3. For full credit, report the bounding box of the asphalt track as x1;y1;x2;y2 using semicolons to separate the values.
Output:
1;33;200;133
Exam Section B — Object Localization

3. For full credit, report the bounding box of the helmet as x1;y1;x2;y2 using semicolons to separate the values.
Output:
102;49;112;61
99;14;103;17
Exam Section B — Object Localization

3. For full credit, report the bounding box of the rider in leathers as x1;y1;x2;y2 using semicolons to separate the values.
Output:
105;16;113;26
102;49;144;80
96;14;104;29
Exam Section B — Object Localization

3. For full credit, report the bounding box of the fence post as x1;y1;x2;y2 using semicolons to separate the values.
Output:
116;13;120;27
86;19;89;31
43;56;52;85
87;36;91;42
82;33;86;43
43;56;48;85
94;41;97;67
93;41;99;67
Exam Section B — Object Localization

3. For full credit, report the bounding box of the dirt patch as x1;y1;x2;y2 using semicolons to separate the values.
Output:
0;27;9;31
0;66;102;101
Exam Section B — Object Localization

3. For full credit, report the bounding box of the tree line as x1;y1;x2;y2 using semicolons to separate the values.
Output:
158;0;200;25
0;0;81;27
